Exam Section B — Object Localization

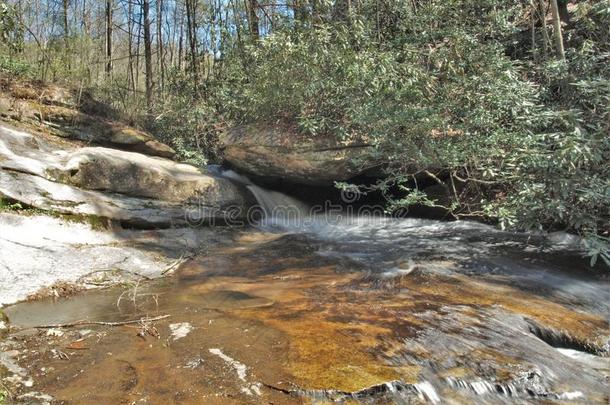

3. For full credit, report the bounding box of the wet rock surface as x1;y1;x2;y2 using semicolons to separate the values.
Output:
1;220;608;404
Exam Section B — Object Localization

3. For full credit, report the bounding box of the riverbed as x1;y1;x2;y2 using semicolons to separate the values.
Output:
1;216;609;404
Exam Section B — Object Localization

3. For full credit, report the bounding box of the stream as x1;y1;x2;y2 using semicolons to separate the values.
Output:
1;176;609;404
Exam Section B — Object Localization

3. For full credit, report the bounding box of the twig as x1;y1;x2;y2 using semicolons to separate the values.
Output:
423;170;448;189
161;253;193;275
453;172;501;185
0;380;14;401
33;315;170;329
77;266;151;283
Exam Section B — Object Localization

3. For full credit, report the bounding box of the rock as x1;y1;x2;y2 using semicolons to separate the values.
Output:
0;212;232;306
59;116;176;159
25;103;175;158
0;170;224;228
0;75;175;158
51;147;246;205
221;124;382;186
0;124;252;227
4;79;75;108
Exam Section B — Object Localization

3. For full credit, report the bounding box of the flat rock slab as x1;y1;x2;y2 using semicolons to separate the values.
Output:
0;212;230;306
0;169;226;228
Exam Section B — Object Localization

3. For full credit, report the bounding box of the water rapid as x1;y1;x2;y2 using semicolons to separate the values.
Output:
2;167;608;404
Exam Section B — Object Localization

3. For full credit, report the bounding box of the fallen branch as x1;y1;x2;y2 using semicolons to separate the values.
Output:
161;253;193;275
77;267;151;283
33;315;170;329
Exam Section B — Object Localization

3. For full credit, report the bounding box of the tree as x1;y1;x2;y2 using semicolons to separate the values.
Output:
143;0;154;111
127;0;136;94
246;0;259;40
105;0;112;77
537;0;551;59
156;0;165;93
0;1;24;53
549;0;565;59
185;0;199;88
557;0;570;23
62;0;69;43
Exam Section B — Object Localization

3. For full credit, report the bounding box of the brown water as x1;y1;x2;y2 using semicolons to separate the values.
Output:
2;218;610;404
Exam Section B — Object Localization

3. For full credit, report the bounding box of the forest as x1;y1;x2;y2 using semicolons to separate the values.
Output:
0;0;608;265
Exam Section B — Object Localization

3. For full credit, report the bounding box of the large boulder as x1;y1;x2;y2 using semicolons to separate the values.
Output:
54;112;176;159
220;125;382;186
0;124;252;227
50;147;245;205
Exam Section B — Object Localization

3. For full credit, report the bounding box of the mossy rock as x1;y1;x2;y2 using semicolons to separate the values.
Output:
33;103;80;124
108;126;150;145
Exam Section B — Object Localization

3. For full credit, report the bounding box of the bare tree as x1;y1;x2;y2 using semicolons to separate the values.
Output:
143;0;154;111
157;0;165;93
105;0;113;77
186;0;199;88
62;0;69;43
246;0;259;40
537;0;551;60
549;0;565;59
126;0;135;93
557;0;570;24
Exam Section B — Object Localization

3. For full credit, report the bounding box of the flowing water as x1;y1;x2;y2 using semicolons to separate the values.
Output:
1;175;609;404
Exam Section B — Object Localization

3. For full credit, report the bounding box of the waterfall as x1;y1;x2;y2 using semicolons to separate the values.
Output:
213;168;309;223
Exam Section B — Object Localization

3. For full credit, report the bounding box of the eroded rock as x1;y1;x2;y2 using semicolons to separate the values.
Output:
0;76;175;158
0;124;252;227
57;116;176;159
52;147;246;205
221;124;382;185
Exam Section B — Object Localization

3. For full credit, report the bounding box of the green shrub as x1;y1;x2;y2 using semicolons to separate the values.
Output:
220;0;608;267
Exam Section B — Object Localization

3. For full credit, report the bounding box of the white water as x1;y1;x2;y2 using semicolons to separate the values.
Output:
213;167;608;311
215;169;309;221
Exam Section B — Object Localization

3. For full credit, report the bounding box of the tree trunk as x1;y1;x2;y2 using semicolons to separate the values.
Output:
549;0;565;59
62;0;69;42
135;5;143;96
185;0;199;89
178;12;184;71
82;0;91;83
293;0;310;25
557;0;570;23
127;0;135;95
537;0;550;60
143;0;154;112
63;0;70;71
105;0;113;77
530;1;537;62
157;0;165;94
246;0;259;40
